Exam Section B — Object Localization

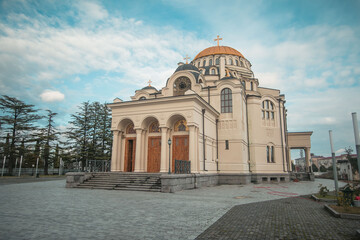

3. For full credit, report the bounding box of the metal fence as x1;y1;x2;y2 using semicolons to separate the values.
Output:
174;159;191;174
85;160;111;172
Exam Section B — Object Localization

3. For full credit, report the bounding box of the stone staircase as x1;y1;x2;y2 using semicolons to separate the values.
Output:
76;173;162;192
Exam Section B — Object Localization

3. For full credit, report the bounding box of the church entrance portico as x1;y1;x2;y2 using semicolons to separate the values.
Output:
109;95;220;174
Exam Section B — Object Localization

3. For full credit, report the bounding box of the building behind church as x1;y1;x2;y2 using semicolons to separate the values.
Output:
108;38;313;185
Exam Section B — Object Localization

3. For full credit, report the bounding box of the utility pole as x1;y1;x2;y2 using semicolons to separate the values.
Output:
352;113;360;177
329;130;339;198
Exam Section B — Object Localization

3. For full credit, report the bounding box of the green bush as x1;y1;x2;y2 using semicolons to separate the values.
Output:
319;165;327;172
312;163;318;172
318;184;329;197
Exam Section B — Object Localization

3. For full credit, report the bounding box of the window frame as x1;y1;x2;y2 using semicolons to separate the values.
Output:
261;100;275;120
221;88;233;113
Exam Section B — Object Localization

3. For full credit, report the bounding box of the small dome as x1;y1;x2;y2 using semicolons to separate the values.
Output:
142;86;157;91
175;64;199;73
194;46;244;60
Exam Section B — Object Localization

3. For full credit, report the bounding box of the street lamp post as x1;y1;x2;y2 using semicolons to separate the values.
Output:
168;138;172;174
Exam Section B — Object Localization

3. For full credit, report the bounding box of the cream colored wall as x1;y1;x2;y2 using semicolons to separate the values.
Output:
246;90;287;174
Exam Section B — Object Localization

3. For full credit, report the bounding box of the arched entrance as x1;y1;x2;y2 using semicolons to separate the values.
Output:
124;123;136;172
172;119;189;172
147;121;161;172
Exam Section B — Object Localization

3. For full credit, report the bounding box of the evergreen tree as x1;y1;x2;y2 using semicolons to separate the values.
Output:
0;95;42;174
100;103;112;160
67;102;90;170
53;144;60;168
39;110;58;175
66;101;112;170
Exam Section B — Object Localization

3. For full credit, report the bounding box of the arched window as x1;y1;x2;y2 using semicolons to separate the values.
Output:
149;121;160;133
126;123;136;134
221;88;232;113
266;145;275;163
203;60;206;66
211;69;215;75
240;61;244;67
209;59;213;66
235;60;239;66
174;120;188;132
262;100;275;120
139;96;146;100
198;62;200;67
250;82;254;91
228;58;233;65
215;58;220;65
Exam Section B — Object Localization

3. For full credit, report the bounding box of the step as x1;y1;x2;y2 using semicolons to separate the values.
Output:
113;187;161;192
76;185;161;192
86;180;160;184
76;173;162;192
80;183;160;188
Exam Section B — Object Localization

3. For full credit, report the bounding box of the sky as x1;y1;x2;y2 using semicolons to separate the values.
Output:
0;0;359;158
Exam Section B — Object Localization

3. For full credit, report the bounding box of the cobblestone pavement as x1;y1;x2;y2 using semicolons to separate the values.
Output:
196;196;360;240
0;178;349;240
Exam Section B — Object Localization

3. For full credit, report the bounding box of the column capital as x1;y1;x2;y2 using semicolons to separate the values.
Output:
134;128;145;133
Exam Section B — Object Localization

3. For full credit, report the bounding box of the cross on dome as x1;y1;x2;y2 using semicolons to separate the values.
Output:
214;35;223;46
148;80;152;86
183;54;190;64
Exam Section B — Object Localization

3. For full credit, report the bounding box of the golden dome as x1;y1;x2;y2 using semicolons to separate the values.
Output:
193;46;244;60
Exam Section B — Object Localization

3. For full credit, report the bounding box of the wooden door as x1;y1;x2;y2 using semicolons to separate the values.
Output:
172;135;189;172
124;138;136;172
147;137;161;173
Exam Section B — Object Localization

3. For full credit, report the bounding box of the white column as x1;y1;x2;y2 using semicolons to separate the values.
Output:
287;147;292;172
160;127;168;172
134;129;143;172
141;130;146;171
111;130;119;172
116;131;123;171
189;125;197;173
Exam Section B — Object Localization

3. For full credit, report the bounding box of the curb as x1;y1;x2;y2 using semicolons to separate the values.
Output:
311;194;337;203
324;204;360;220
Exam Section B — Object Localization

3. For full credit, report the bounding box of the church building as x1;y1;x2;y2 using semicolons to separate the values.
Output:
108;36;313;185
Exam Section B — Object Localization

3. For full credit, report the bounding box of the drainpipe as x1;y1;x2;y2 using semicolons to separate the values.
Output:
202;109;207;171
245;95;251;172
278;99;285;172
216;119;219;171
283;105;289;172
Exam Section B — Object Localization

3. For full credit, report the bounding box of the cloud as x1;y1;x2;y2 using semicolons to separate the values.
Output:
75;1;109;22
40;90;65;102
0;3;208;97
336;148;345;154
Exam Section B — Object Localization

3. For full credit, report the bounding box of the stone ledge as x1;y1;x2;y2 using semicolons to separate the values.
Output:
65;172;93;188
311;194;337;203
324;204;360;220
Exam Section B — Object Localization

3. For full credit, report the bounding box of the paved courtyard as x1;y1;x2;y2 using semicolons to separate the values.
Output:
196;197;360;240
0;177;356;240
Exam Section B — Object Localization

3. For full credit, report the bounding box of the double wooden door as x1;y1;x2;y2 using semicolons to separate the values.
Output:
172;135;189;172
147;137;161;172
